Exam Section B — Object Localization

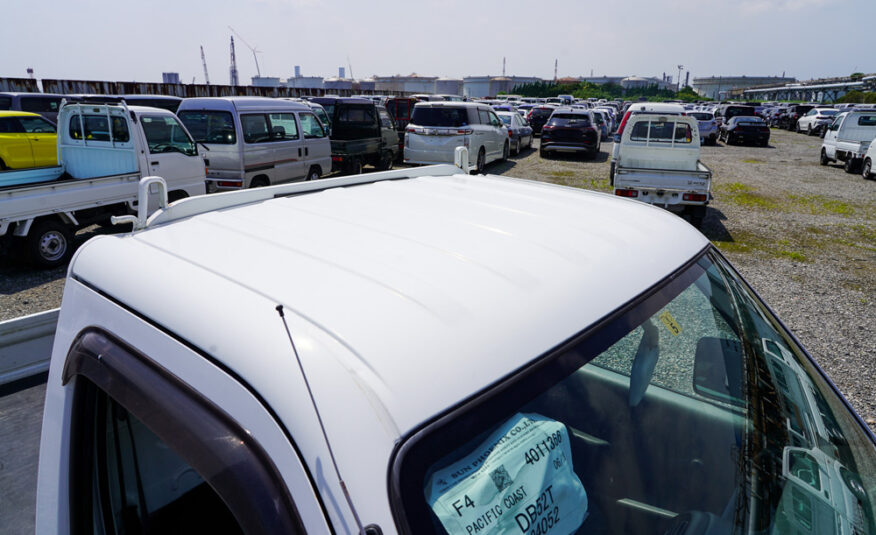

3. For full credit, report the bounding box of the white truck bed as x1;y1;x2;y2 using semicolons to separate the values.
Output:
614;160;712;197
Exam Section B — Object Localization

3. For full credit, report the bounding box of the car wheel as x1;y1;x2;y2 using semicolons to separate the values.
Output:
609;161;616;185
807;125;815;136
795;122;801;133
250;176;270;188
844;157;859;174
471;147;486;175
306;166;321;181
527;135;533;149
345;159;363;175
501;141;509;162
375;151;393;171
26;219;73;269
820;149;829;166
512;139;520;156
862;158;873;180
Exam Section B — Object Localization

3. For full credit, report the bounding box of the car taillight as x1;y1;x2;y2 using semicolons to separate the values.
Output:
683;193;707;202
458;128;473;135
218;181;241;188
617;110;632;135
615;189;638;198
332;156;343;162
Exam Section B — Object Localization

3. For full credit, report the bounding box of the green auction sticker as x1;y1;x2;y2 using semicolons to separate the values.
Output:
425;413;587;534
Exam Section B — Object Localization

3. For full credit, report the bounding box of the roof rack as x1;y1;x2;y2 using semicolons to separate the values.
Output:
140;163;465;230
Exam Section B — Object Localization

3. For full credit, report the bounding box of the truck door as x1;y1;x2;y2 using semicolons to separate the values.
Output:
0;116;35;168
378;108;399;157
57;326;332;533
824;114;844;158
139;113;205;197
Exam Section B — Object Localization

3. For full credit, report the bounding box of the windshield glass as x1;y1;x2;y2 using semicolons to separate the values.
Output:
691;112;714;121
547;114;591;127
819;110;839;116
498;114;512;125
20;96;61;113
395;251;876;535
141;115;197;155
177;110;236;144
411;107;470;127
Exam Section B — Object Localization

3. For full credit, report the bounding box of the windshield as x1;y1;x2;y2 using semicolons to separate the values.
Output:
547;114;591;127
498;114;512;125
691;112;714;121
411;107;470;127
819;110;839;116
394;251;876;535
141;115;197;155
177;110;236;144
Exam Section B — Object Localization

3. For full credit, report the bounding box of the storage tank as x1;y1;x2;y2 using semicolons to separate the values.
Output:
463;76;492;98
324;77;353;91
436;78;463;96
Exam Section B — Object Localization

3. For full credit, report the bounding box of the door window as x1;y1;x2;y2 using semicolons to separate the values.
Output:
0;117;23;133
478;109;491;125
379;109;395;129
177;110;237;144
298;112;326;139
65;329;304;534
489;111;503;128
17;116;56;134
241;114;272;143
141;115;197;155
267;113;300;141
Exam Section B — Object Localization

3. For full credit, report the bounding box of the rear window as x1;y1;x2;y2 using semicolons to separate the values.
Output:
69;114;130;143
178;110;237;144
690;113;713;121
724;106;756;120
547;114;591;127
630;120;692;143
337;105;375;124
530;108;554;119
20;96;61;113
0;97;11;110
858;115;876;126
498;115;512;125
819;110;838;117
411;107;470;127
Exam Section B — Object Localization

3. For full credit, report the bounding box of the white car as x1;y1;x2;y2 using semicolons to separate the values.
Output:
797;108;839;136
690;111;719;145
404;102;509;173
860;133;876;179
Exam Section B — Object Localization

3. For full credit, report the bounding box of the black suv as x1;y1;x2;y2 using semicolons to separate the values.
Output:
539;109;600;159
527;106;556;135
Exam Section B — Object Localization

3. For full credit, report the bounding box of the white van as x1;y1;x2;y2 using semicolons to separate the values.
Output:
404;102;509;173
177;97;331;191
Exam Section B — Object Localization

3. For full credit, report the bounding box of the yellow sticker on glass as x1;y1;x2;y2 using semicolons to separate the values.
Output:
658;311;682;336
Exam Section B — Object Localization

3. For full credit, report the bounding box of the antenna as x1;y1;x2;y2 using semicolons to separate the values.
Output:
228;26;262;77
229;36;239;86
275;305;366;534
200;45;210;85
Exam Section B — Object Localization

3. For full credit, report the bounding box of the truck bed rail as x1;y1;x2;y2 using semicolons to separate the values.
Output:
0;308;58;388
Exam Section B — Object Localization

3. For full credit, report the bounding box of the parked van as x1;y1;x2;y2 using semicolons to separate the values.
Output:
177;97;331;191
821;110;876;173
0;92;65;123
404;101;509;173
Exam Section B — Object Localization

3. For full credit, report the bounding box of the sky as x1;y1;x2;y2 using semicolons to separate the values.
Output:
2;0;874;86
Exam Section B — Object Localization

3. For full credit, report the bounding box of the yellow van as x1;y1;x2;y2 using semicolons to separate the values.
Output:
0;111;57;169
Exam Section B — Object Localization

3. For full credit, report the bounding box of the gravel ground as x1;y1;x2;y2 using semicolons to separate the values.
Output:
1;128;873;431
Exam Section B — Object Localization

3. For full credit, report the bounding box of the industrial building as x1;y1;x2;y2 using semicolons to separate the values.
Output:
463;75;542;98
435;77;464;96
251;76;283;87
374;74;438;94
692;76;797;100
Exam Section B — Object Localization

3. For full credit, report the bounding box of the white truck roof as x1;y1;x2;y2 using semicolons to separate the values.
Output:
68;170;708;437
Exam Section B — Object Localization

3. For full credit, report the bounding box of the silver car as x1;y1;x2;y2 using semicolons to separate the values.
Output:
690;111;719;145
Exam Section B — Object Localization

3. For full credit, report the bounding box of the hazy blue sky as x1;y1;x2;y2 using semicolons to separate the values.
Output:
2;0;873;85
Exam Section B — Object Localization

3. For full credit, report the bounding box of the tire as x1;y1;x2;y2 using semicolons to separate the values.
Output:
795;122;801;133
862;158;872;180
820;149;830;166
609;161;616;185
250;176;270;188
539;147;548;159
375;151;393;171
844;157;859;174
527;135;533;149
0;158;7;171
501;141;509;162
306;166;321;181
167;191;188;203
26;219;73;269
471;148;486;175
512;139;520;156
345;159;363;175
807;125;815;136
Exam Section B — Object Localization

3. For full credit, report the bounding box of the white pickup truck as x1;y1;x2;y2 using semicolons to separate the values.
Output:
0;102;206;268
820;110;876;174
612;113;712;228
1;159;874;534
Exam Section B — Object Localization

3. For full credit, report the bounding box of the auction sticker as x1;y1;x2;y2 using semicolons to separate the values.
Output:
424;413;587;535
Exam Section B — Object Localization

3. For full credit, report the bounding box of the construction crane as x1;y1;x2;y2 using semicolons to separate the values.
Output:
346;55;354;80
229;36;239;86
200;45;210;85
228;26;261;77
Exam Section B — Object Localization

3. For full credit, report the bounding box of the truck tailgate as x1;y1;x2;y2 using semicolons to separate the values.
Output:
331;138;380;156
615;162;711;192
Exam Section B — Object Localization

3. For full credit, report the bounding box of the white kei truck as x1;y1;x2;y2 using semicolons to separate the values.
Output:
820;110;876;174
0;101;206;268
612;113;712;228
0;149;873;535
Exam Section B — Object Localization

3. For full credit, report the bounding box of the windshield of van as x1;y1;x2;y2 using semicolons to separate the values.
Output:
0;97;11;110
20;96;61;113
411;107;470;127
141;115;197;155
547;114;591;127
177;110;236;144
394;251;876;535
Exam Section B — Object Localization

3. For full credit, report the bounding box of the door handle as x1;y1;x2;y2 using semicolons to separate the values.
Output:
151;161;159;165
305;147;309;156
298;148;302;157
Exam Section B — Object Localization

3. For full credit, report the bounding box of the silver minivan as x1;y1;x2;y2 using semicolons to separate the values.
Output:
177;97;331;191
404;102;509;173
